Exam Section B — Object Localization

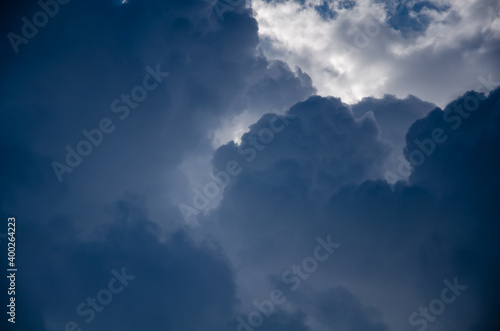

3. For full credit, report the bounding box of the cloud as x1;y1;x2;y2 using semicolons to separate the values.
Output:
0;194;238;331
252;0;500;106
0;1;317;330
351;93;436;174
203;88;500;330
308;286;389;331
2;0;500;330
0;0;315;226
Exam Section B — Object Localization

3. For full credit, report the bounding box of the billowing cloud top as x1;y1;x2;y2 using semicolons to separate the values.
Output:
0;0;499;331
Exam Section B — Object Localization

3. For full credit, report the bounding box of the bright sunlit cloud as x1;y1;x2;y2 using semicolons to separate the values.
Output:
252;0;500;107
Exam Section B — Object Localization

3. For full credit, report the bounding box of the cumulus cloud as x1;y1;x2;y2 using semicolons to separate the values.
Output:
1;0;499;330
252;0;500;106
203;88;500;331
0;0;315;329
0;0;315;227
1;195;238;331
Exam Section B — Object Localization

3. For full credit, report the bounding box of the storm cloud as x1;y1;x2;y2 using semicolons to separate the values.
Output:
1;0;499;330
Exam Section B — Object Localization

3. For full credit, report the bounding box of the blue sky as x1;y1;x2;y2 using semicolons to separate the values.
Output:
1;0;499;330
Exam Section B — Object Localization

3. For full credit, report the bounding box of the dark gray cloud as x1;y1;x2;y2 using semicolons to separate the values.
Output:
352;94;435;152
0;0;314;226
351;94;436;175
310;286;388;331
1;0;499;330
204;88;500;330
2;194;238;331
0;0;315;330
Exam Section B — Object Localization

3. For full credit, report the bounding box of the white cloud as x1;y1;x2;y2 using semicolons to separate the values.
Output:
252;0;500;106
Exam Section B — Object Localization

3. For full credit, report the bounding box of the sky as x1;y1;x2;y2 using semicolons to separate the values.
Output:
0;0;499;331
